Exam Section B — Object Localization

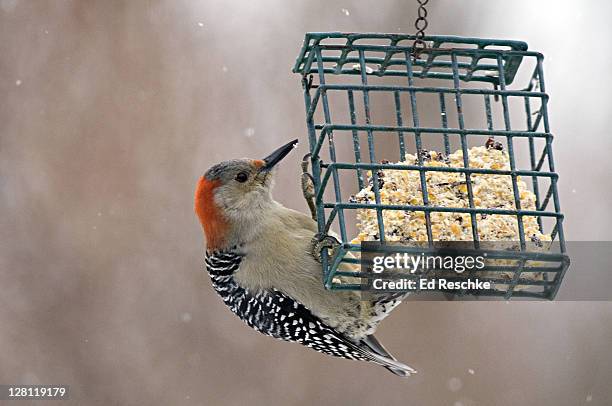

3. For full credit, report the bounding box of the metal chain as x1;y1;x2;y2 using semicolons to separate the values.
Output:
411;0;429;59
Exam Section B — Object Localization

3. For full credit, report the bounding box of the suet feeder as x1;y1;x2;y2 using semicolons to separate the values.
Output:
293;32;569;299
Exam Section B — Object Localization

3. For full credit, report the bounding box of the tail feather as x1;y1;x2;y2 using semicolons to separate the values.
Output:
384;365;414;377
358;334;417;377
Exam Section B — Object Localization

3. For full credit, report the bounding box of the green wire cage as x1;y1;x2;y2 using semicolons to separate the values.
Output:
293;32;569;300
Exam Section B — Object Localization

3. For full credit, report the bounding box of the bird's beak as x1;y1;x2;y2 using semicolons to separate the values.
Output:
261;139;299;170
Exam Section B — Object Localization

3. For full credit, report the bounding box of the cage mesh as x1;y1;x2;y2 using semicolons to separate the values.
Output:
293;33;569;299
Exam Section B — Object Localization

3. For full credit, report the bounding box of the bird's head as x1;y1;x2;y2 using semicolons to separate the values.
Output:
195;139;298;250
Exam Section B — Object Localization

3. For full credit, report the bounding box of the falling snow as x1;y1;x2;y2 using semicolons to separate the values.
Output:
468;368;475;375
244;127;255;138
341;8;350;16
447;377;463;392
222;65;228;73
197;22;204;27
15;79;22;86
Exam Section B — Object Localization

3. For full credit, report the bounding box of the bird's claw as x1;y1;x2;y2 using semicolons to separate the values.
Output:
301;153;317;220
311;233;340;263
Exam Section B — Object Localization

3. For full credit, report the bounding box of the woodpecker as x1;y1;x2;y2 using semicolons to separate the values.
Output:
195;139;416;376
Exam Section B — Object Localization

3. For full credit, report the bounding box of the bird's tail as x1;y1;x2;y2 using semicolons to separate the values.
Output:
359;334;417;377
383;363;416;377
371;352;417;377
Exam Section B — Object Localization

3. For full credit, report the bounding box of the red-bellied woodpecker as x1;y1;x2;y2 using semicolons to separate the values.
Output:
194;139;416;376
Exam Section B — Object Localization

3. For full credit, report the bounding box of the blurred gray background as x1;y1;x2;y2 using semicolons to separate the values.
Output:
1;1;611;405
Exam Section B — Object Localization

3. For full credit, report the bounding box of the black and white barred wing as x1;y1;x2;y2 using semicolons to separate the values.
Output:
204;250;415;376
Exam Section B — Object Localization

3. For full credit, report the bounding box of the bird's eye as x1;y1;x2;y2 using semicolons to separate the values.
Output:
235;172;249;183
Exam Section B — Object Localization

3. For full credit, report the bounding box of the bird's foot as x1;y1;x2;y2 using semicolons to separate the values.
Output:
310;233;341;263
301;153;317;221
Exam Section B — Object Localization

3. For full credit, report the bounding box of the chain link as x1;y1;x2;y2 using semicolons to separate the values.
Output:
411;0;429;59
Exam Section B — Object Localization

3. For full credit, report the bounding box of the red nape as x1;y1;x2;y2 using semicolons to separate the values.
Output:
194;177;228;250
